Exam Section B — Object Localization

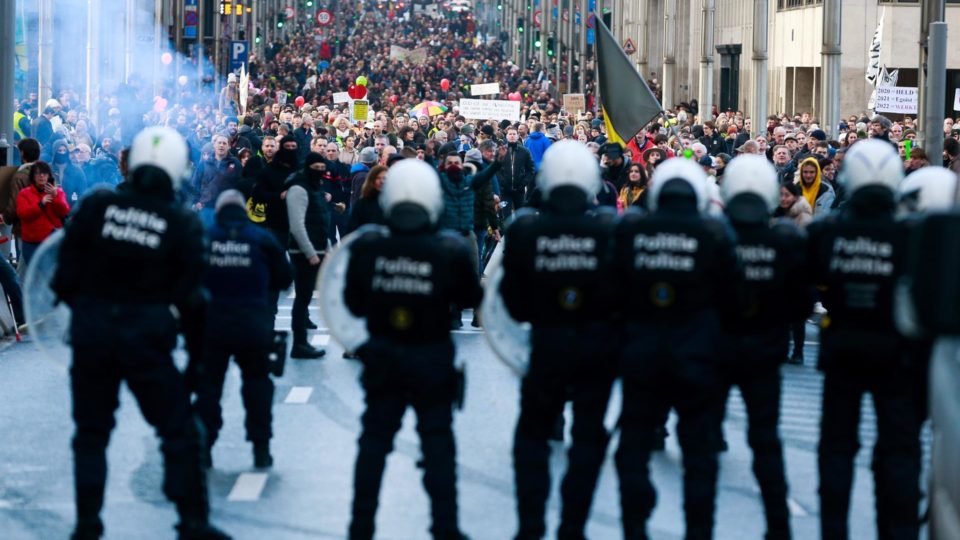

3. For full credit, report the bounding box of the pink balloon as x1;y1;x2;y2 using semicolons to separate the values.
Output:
440;78;451;91
153;98;168;113
508;92;521;102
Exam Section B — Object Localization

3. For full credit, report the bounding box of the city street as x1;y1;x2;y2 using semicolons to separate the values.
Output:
0;293;922;540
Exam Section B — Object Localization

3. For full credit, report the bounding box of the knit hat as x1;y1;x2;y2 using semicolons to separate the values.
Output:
359;147;378;164
464;148;483;164
304;152;326;168
482;124;497;137
460;124;475;136
808;129;827;141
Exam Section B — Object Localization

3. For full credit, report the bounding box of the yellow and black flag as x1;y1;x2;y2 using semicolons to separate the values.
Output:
595;18;662;146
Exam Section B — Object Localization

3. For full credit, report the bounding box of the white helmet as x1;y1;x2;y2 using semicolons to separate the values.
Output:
898;166;957;213
536;140;601;203
721;155;779;214
380;159;444;225
128;126;190;189
647;157;709;212
838;139;904;195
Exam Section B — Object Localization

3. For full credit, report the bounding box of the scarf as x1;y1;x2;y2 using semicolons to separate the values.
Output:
798;157;822;213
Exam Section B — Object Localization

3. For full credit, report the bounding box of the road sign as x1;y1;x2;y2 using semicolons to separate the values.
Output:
562;9;569;22
586;14;596;29
184;0;198;39
623;38;636;55
229;40;249;72
316;9;334;26
533;10;542;28
586;29;595;45
284;6;294;20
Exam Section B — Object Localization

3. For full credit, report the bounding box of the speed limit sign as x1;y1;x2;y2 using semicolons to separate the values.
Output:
316;9;334;26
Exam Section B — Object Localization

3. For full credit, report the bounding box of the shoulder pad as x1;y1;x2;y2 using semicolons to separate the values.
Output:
505;207;539;231
703;215;738;243
353;224;390;242
770;219;807;240
590;205;619;225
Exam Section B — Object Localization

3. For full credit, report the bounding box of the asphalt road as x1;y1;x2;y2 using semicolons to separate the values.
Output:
0;295;927;539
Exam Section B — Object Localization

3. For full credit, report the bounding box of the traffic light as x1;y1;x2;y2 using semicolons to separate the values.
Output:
255;28;262;43
517;16;524;33
306;0;313;6
276;15;284;28
497;2;502;10
547;36;555;56
534;31;541;49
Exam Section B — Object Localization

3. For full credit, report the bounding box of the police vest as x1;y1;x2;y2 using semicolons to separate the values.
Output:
13;112;27;141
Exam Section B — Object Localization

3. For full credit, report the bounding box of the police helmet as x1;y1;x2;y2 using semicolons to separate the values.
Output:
380;158;444;228
536;140;601;203
898;166;957;214
837;139;903;195
128;126;190;190
721;155;779;217
215;189;246;214
647;157;709;213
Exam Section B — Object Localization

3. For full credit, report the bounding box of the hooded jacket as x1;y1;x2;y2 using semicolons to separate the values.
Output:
523;131;552;171
796;157;835;218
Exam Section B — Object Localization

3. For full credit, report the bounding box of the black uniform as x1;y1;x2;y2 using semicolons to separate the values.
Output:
344;226;482;540
51;174;225;539
719;207;813;540
193;204;293;465
807;187;919;540
500;193;619;540
611;194;741;540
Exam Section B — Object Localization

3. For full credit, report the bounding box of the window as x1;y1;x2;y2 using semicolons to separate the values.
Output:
777;0;822;10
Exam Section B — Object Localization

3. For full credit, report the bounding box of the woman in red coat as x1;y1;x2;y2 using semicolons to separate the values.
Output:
16;160;70;270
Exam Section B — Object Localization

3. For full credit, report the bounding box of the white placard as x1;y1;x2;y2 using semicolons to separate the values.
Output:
874;86;918;114
459;98;521;122
333;92;351;104
954;89;960;111
470;82;500;96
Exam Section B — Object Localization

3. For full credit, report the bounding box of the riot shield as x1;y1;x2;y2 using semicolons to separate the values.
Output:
23;230;71;369
316;225;387;352
480;239;531;375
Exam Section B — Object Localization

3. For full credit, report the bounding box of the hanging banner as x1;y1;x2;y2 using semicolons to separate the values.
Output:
459;99;521;121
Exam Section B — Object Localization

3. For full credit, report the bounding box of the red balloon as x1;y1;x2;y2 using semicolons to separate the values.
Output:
440;78;451;91
389;95;398;104
347;84;367;100
294;95;305;108
508;92;521;102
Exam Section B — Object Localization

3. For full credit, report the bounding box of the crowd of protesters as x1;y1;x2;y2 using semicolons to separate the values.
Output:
5;1;960;334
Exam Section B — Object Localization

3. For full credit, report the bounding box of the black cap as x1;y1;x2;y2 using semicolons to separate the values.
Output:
600;142;624;158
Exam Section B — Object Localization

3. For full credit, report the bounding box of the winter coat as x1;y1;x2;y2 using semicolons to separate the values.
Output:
16;184;70;243
523;131;552;170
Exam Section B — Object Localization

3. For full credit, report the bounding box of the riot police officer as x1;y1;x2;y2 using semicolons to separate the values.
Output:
51;127;230;540
808;140;918;540
499;141;619;540
612;158;742;540
719;156;813;540
193;190;293;469
343;159;482;540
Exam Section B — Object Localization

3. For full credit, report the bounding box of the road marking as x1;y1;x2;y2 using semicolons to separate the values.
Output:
452;329;484;335
227;473;269;501
284;386;313;404
311;334;330;347
787;497;809;517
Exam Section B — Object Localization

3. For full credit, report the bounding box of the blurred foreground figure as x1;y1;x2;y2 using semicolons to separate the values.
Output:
719;155;813;540
612;158;741;540
52;127;231;540
343;160;482;540
808;140;919;540
499;141;619;540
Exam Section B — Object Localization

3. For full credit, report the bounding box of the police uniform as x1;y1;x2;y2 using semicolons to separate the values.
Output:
344;160;482;540
719;156;814;540
611;159;741;540
807;141;919;540
51;127;230;540
499;141;619;540
193;191;293;468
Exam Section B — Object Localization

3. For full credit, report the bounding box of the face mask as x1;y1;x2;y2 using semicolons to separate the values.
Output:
54;152;69;164
307;168;326;181
445;163;462;179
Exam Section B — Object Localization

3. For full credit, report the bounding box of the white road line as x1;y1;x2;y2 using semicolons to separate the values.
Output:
227;473;269;502
787;497;809;517
452;329;484;335
284;386;314;404
311;334;330;347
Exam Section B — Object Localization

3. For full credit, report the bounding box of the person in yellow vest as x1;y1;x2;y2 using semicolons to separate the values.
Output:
12;103;32;143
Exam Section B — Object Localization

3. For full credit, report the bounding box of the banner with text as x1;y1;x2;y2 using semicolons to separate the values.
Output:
562;93;586;112
874;86;918;114
459;99;521;121
389;45;429;64
470;83;500;96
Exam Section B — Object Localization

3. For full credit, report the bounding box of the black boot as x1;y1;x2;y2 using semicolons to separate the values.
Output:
71;519;104;540
305;318;318;330
253;440;273;469
291;343;326;359
176;502;232;540
73;487;105;540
